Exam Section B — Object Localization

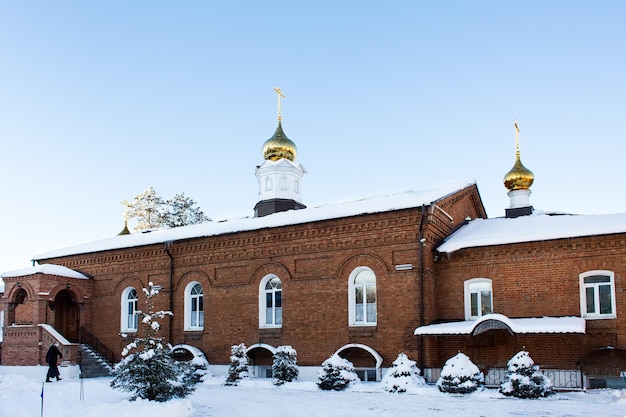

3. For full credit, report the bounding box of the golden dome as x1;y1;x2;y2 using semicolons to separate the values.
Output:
262;121;297;162
504;151;534;191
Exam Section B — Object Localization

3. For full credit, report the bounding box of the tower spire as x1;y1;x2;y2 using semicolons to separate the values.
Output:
503;120;535;218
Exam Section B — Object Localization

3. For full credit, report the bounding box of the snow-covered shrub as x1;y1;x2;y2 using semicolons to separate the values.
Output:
272;345;299;385
436;352;484;394
225;343;250;386
317;354;359;391
171;344;210;383
110;283;203;402
499;350;554;398
381;352;425;393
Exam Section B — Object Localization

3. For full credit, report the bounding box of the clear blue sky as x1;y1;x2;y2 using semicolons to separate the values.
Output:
1;1;625;274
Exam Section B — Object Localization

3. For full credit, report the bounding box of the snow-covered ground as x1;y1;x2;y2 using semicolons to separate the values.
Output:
2;365;626;417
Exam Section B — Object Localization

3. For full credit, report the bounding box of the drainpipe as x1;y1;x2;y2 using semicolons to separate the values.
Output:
418;205;427;374
165;241;174;343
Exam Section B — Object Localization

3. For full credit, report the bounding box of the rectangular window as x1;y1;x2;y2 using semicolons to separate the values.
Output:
480;290;492;315
582;273;615;318
470;293;479;317
127;301;137;329
465;279;493;320
355;287;364;322
355;369;377;382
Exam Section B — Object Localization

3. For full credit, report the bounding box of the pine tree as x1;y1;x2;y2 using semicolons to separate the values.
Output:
124;188;210;232
272;345;299;386
110;282;205;402
225;343;250;386
161;193;211;228
317;355;359;391
125;187;166;231
500;350;554;398
436;352;484;394
381;352;425;393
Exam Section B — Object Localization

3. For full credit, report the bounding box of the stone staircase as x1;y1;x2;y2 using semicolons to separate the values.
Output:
78;344;113;378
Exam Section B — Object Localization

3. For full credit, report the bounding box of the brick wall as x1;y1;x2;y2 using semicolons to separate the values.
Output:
36;198;481;368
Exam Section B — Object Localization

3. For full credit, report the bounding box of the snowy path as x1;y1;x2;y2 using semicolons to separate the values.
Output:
1;367;626;417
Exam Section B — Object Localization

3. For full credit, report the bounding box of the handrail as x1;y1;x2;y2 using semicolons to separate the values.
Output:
79;326;115;367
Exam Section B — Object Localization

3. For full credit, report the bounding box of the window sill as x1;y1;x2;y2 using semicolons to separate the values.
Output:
582;315;616;320
259;325;282;330
183;328;204;332
349;323;377;327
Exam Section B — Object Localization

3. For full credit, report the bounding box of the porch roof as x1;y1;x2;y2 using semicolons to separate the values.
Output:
414;314;586;336
0;263;89;280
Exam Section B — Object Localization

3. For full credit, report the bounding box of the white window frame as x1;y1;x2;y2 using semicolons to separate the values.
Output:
259;274;282;328
580;270;616;319
464;278;493;320
120;287;138;332
348;266;377;327
184;281;204;330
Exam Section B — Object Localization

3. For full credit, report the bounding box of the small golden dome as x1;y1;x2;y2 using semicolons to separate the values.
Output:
504;152;534;191
262;121;297;162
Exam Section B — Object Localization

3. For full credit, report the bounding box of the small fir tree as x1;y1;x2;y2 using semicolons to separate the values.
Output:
225;343;250;386
272;345;299;386
125;187;166;231
500;350;554;398
317;354;359;391
436;352;484;394
381;353;425;393
161;193;211;228
110;283;205;402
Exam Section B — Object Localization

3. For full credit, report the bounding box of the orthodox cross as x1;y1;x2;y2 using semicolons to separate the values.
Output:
514;120;520;154
274;87;285;121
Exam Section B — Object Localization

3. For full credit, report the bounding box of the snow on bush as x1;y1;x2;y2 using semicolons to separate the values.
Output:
317;354;359;391
110;283;204;402
499;350;554;398
436;352;484;394
225;343;250;386
272;345;299;385
381;352;425;393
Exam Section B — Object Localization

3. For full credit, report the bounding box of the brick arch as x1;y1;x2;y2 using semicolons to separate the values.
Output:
48;282;87;305
113;276;145;295
175;270;210;292
7;286;30;326
251;262;293;286
337;253;388;280
7;282;33;302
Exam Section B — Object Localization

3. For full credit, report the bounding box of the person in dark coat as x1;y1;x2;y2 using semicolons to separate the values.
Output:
45;342;63;382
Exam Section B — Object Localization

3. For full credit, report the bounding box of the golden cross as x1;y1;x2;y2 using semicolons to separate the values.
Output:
274;87;285;121
514;120;520;153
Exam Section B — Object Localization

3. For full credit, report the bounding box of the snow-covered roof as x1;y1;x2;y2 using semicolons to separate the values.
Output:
437;212;626;253
0;264;90;279
33;182;475;260
414;314;586;335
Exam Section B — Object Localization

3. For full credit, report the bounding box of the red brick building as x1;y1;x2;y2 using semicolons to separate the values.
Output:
2;121;625;388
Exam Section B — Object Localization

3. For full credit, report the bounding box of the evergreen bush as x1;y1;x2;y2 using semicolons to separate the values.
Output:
110;283;206;402
317;354;359;391
272;345;299;385
500;350;554;398
225;343;250;386
436;352;484;394
381;352;425;393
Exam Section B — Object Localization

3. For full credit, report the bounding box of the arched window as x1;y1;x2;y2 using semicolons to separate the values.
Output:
580;270;616;319
464;278;493;320
259;275;282;328
279;176;288;190
265;177;273;191
121;287;138;332
185;282;204;330
349;267;377;326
